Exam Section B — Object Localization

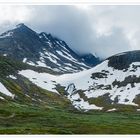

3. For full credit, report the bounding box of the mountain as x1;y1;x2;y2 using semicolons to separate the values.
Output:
0;23;99;74
18;50;140;112
1;24;140;112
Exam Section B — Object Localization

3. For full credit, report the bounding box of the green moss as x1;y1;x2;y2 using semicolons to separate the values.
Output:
55;84;67;96
88;93;112;109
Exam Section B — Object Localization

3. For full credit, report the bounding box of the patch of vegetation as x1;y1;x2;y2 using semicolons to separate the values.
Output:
87;93;138;112
114;104;137;112
0;56;28;77
55;84;68;96
88;93;112;110
78;90;88;101
112;75;140;88
91;72;107;79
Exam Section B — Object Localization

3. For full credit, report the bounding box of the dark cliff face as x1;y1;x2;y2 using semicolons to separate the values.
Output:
0;23;100;73
107;50;140;70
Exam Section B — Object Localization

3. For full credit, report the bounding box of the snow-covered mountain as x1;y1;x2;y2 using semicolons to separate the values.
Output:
0;24;140;112
18;50;140;111
0;23;99;73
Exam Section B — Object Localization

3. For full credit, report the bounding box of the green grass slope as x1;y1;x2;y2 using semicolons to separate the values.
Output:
0;102;140;134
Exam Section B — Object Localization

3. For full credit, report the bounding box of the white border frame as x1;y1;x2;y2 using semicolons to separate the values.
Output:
0;0;140;5
0;0;140;139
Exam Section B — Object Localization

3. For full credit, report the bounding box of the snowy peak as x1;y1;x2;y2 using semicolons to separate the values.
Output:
14;23;36;33
1;23;37;37
0;23;99;73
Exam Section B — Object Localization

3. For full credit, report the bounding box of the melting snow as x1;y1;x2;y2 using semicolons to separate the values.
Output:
19;59;140;109
18;69;103;110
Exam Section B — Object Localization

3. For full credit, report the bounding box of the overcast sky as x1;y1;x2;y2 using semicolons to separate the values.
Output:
0;5;140;58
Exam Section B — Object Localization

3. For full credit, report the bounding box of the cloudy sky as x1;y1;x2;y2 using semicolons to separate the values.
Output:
0;5;140;58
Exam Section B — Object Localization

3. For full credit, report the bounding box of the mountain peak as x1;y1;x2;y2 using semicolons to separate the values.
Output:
14;23;33;32
16;23;26;28
0;24;100;73
0;23;38;39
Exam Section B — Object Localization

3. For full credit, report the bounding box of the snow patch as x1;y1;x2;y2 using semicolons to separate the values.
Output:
23;58;27;63
0;96;4;100
8;75;17;80
3;54;7;56
27;61;36;66
19;70;58;93
0;82;14;98
107;108;117;112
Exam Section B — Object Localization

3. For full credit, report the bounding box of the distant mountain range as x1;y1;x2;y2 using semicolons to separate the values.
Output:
0;23;100;74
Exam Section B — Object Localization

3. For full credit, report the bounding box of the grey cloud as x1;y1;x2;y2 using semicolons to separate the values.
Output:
25;5;135;58
0;5;140;59
26;6;95;55
93;28;132;58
